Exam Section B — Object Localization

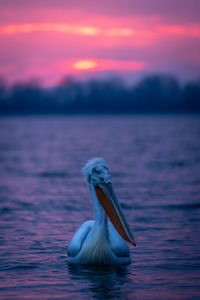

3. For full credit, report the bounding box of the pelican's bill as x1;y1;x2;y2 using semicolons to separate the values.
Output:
95;183;136;247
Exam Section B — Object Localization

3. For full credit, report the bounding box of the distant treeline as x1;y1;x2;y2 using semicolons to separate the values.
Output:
0;74;200;114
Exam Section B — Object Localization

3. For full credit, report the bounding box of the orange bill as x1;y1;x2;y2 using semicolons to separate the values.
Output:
95;183;136;247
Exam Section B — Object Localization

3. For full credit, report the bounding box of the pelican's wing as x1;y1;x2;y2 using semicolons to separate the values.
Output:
108;221;130;258
67;220;94;257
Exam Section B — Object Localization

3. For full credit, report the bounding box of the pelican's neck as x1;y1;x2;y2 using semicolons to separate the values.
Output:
89;182;108;231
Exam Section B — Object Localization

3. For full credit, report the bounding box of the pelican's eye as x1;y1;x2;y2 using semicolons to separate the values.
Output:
94;167;101;174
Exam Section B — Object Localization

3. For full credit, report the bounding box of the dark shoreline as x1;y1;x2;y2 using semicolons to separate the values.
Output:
1;74;200;115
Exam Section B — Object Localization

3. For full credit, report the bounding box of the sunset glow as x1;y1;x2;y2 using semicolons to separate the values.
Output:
1;23;200;38
0;0;199;85
68;59;147;73
72;60;98;70
0;24;101;36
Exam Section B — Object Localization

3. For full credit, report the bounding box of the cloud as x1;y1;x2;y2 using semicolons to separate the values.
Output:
157;24;200;38
0;24;100;36
1;22;200;38
67;59;147;72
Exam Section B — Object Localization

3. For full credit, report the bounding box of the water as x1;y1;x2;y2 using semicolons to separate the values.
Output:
0;115;200;299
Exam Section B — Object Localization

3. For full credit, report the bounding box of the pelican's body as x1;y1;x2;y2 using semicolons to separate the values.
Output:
67;158;136;265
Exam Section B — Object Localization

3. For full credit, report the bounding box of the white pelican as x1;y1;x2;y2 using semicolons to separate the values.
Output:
67;158;136;265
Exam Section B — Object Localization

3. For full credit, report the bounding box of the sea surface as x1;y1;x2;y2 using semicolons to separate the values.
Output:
0;115;200;299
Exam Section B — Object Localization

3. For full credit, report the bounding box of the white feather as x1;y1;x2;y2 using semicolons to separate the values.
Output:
81;157;111;185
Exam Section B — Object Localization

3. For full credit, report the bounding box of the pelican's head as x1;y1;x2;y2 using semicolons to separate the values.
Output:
82;157;136;247
82;157;111;186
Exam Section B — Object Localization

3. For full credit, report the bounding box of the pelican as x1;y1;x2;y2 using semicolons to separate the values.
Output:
67;158;136;265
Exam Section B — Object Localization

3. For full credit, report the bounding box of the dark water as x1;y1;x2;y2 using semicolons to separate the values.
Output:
0;115;200;299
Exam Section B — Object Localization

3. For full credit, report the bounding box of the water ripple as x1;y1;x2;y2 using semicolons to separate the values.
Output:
0;115;200;299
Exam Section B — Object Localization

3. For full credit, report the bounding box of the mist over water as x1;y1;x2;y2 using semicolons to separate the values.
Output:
0;115;200;299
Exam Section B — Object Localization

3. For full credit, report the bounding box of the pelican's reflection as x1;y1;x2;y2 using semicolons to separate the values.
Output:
68;263;131;299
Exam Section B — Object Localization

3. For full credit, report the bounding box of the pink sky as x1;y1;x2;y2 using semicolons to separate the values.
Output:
0;0;200;86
